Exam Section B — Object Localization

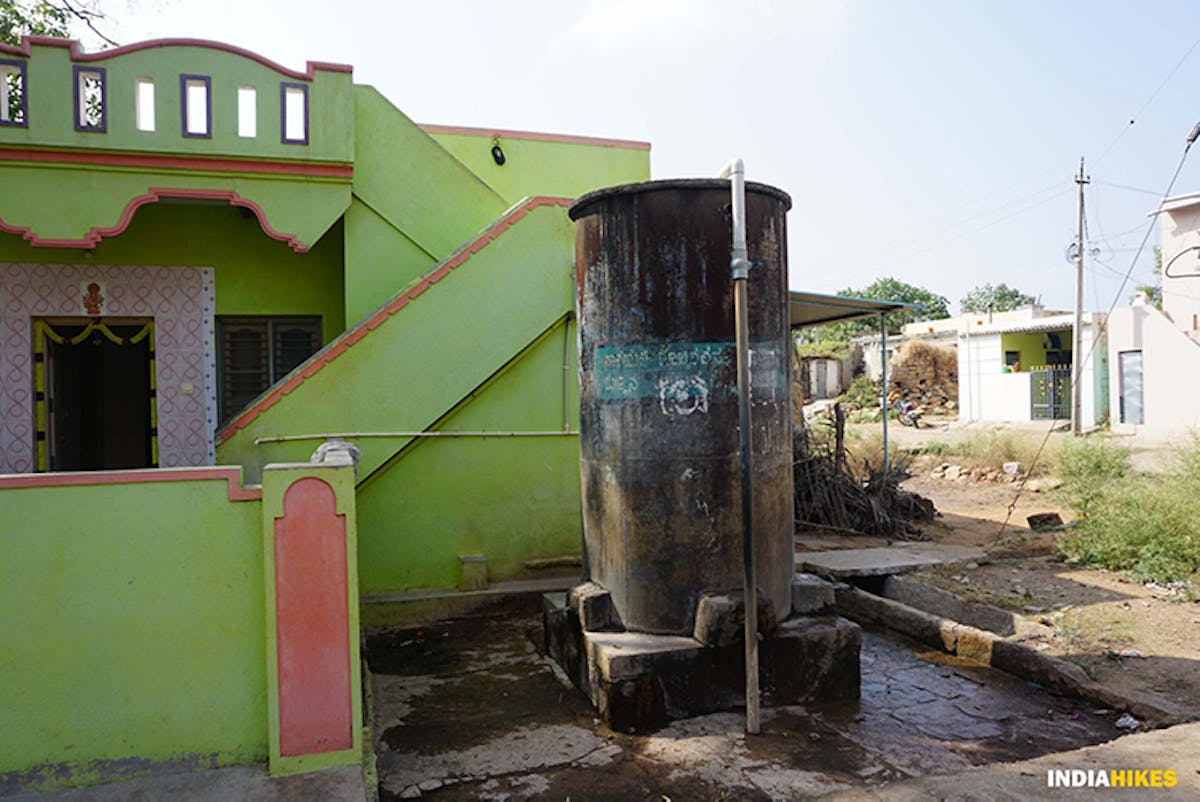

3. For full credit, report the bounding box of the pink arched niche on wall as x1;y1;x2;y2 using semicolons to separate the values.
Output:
273;476;352;756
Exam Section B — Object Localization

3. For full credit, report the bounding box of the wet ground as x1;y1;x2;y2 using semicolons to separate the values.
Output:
365;609;1127;800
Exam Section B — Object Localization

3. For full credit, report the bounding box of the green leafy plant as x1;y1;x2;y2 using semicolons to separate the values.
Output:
838;375;878;409
1058;438;1130;521
1059;439;1200;590
960;283;1036;313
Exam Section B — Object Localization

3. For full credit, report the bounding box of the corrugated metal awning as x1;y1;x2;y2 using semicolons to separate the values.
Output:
961;315;1091;336
788;290;919;329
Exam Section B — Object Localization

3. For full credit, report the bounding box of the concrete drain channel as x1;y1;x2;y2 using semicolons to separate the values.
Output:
362;578;1147;801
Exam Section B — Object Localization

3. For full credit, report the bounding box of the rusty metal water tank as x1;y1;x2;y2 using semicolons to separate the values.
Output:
570;179;794;636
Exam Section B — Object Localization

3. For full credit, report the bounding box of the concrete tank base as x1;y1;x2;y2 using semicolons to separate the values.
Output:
543;575;862;732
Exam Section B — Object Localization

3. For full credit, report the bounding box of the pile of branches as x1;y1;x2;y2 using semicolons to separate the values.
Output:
793;404;934;539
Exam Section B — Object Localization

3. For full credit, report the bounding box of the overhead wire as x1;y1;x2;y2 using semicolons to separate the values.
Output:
816;178;1070;272
827;187;1073;279
1093;35;1200;167
992;139;1195;545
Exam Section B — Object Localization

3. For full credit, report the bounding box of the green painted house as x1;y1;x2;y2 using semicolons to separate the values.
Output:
0;35;647;790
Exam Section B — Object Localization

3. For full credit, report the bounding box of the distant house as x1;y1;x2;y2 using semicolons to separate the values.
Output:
957;307;1105;428
1106;191;1200;435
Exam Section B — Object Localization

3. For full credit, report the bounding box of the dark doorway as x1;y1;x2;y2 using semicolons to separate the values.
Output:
44;319;153;471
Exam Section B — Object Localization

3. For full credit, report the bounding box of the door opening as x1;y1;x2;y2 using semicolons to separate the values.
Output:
35;318;156;471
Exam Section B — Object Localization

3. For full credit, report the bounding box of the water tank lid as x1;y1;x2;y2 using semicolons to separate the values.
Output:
569;178;792;221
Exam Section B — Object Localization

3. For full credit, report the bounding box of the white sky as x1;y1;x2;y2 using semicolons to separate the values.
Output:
83;0;1200;312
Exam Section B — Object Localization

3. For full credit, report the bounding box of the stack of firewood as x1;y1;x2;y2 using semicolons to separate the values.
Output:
887;340;958;413
793;404;935;539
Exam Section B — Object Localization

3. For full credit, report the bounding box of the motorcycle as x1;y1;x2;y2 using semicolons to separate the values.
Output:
892;399;922;428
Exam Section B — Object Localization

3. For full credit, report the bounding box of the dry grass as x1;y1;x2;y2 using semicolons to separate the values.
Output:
914;429;1062;477
893;339;957;376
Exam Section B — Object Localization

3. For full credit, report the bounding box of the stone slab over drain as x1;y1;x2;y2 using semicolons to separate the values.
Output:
800;544;986;579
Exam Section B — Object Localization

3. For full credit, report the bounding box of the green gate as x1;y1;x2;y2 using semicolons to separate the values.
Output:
1030;368;1070;420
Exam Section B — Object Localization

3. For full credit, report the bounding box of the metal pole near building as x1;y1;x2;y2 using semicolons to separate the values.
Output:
1072;158;1088;436
722;158;759;735
880;314;889;477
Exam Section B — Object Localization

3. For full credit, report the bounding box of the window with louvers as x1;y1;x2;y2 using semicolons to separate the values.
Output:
217;317;321;425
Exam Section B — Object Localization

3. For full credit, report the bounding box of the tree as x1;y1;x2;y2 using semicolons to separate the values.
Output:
1132;246;1163;310
959;283;1036;314
0;1;68;44
0;1;115;48
797;277;950;342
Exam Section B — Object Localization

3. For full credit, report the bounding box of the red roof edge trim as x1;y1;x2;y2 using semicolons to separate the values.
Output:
215;196;572;444
0;187;310;252
0;36;352;81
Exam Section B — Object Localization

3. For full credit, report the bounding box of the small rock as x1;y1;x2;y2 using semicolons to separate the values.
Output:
965;562;979;569
1027;512;1064;530
418;780;443;792
944;465;962;480
1115;713;1141;730
1002;461;1021;476
400;786;422;799
1026;477;1064;492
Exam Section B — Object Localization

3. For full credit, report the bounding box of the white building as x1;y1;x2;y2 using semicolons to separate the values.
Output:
957;308;1104;428
1105;192;1200;436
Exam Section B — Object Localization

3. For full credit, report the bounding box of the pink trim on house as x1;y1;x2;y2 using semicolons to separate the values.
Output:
0;466;261;501
216;196;573;444
0;36;352;81
0;147;353;178
420;124;651;151
273;477;353;756
0;188;311;252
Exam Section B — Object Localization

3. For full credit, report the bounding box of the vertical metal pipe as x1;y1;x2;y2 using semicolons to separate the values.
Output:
563;314;573;432
880;315;889;478
734;274;758;735
723;158;759;735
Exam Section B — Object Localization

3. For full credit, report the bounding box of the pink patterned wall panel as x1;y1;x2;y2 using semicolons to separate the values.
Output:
0;263;216;473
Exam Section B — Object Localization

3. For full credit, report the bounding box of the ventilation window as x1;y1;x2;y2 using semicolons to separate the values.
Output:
74;66;106;132
0;59;27;127
135;78;155;131
280;83;308;144
216;317;321;424
181;74;211;138
237;85;256;138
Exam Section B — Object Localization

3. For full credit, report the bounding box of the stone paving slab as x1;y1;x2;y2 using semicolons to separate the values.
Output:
366;612;1128;800
799;544;986;579
828;721;1200;801
4;765;366;802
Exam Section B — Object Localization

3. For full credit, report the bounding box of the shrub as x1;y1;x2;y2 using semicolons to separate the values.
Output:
839;375;878;409
795;340;853;361
1060;440;1200;589
1058;438;1130;521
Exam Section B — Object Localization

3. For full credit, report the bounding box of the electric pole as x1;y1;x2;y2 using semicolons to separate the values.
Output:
1072;158;1089;436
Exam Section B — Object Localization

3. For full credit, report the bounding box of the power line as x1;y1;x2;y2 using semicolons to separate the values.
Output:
1094;35;1200;166
993;137;1196;544
1092;179;1165;197
829;187;1073;278
815;180;1068;271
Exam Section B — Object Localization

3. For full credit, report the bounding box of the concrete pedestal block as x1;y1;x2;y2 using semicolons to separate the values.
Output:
544;593;861;732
